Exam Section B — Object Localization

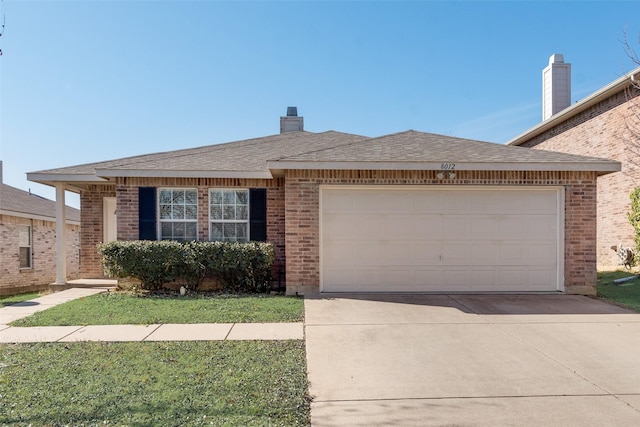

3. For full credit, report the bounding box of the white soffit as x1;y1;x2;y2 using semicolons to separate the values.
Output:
26;173;109;183
94;169;274;179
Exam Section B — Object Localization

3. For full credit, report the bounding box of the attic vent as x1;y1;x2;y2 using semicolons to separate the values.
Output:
280;106;304;133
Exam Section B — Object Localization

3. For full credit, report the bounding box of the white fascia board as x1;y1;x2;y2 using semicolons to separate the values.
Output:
26;173;108;183
95;169;273;179
0;209;80;225
268;160;621;173
507;66;640;146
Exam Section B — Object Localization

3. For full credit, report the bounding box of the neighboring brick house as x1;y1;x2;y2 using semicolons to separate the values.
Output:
28;109;619;295
508;60;640;270
0;162;81;295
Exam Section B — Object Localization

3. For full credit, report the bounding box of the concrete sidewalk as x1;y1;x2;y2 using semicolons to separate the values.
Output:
0;288;303;343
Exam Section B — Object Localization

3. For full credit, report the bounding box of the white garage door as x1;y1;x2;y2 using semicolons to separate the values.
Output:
320;186;563;293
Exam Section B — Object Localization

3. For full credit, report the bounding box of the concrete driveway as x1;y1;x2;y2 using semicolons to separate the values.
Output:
304;294;640;426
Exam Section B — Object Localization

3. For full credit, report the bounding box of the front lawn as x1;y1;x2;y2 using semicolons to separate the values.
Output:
597;270;640;312
0;341;309;426
0;292;44;307
11;292;304;327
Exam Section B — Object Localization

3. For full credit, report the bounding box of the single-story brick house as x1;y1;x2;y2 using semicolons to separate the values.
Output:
0;161;81;295
28;109;620;295
508;57;640;270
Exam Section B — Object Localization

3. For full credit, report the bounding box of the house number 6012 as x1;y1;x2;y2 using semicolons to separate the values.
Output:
440;163;456;170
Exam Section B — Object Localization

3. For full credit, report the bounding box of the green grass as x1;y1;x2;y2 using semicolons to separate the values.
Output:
0;340;309;426
11;292;304;327
0;292;44;307
597;270;640;312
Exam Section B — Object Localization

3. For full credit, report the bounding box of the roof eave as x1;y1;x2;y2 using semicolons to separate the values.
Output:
508;67;640;146
0;209;81;225
268;160;621;175
26;172;109;183
95;169;274;179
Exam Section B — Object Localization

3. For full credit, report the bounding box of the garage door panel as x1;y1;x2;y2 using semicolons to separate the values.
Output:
385;215;418;238
324;242;354;266
415;192;470;214
528;216;558;236
413;216;443;238
321;187;562;293
323;215;358;239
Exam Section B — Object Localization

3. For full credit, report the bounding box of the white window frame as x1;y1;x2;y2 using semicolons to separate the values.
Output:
157;188;199;241
19;225;32;269
209;188;250;242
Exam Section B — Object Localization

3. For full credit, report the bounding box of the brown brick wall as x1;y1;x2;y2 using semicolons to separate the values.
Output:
112;176;286;266
0;214;80;295
79;185;116;277
284;169;598;295
519;85;640;269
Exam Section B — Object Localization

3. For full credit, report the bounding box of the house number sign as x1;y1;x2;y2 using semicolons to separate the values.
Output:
440;163;456;170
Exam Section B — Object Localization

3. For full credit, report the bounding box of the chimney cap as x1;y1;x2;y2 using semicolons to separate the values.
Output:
286;106;298;117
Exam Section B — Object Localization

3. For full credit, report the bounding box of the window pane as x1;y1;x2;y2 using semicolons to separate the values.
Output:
223;223;236;240
223;190;235;205
211;205;222;220
175;222;185;236
211;190;222;205
173;191;185;204
186;222;197;240
185;205;198;220
159;205;171;219
19;247;31;268
223;206;235;220
159;190;172;204
211;223;223;240
173;205;185;219
236;206;248;220
237;223;248;241
19;226;30;247
185;190;197;205
161;223;173;239
236;190;248;205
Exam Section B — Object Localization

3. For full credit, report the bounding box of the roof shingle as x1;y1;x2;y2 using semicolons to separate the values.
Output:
0;183;80;222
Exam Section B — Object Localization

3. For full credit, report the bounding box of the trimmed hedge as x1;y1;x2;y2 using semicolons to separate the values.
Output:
98;241;275;293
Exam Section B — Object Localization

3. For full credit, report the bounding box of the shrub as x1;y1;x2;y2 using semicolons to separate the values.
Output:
98;241;187;291
198;241;275;293
98;240;275;293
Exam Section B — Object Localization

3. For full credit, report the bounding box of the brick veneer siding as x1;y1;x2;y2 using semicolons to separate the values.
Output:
519;85;640;269
284;169;598;296
79;185;116;277
0;214;80;295
113;176;286;267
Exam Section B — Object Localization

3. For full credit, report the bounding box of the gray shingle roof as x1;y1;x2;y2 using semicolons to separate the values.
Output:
276;130;617;164
32;131;367;176
28;129;620;185
0;183;80;222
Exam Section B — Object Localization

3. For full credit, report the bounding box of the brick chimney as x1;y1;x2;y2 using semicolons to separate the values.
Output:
542;54;571;120
280;107;304;133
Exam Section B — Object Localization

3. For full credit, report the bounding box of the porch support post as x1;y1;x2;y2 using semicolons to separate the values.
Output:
54;184;67;284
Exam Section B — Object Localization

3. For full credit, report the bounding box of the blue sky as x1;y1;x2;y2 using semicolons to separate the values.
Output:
1;1;639;208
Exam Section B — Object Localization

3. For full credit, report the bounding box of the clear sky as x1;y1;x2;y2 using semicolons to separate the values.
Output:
1;0;639;208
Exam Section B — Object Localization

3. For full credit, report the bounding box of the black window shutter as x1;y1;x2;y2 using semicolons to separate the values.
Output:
139;187;157;240
249;188;267;241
